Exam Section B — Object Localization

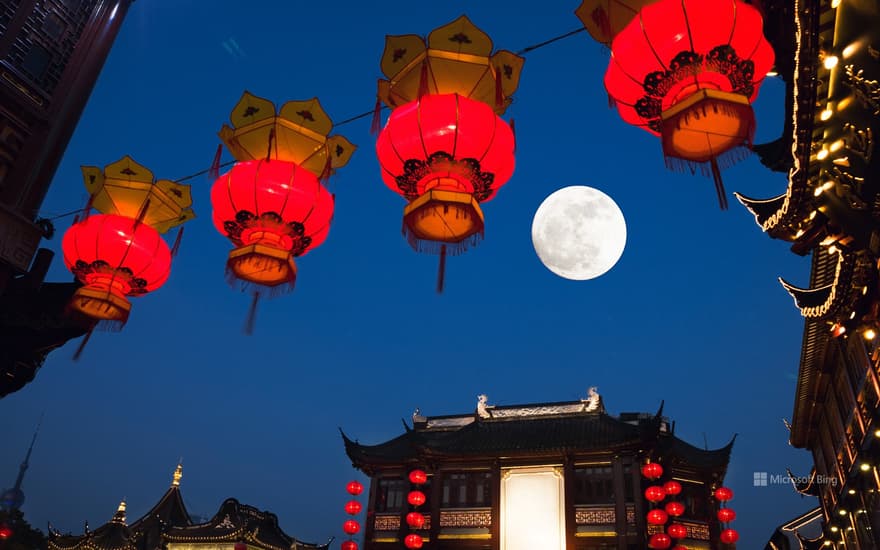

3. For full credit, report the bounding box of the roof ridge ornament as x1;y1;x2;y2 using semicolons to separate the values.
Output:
476;394;495;419
581;386;602;413
172;463;183;487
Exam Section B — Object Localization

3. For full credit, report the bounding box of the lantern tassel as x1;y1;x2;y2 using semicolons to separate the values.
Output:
494;66;504;111
209;144;223;180
510;118;517;154
171;225;184;257
711;159;729;210
418;61;429;99
244;291;261;335
607;93;616;109
436;245;447;294
370;97;383;135
72;328;94;361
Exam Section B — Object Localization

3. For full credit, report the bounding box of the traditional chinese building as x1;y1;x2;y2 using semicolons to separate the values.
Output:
342;391;734;550
763;507;825;550
736;0;880;547
0;0;135;397
48;465;331;550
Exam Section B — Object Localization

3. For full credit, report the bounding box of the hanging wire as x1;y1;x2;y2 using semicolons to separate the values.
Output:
40;26;589;222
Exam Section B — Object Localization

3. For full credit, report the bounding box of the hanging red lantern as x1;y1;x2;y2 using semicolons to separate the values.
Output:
62;214;172;327
648;533;672;549
409;470;428;485
0;524;12;539
404;533;424;549
644;485;666;502
407;490;426;507
720;528;739;543
667;523;687;539
641;462;664;479
604;0;774;209
344;500;362;515
341;541;358;550
346;481;364;496
211;160;333;291
342;520;360;535
714;487;734;502
717;508;736;522
662;480;681;496
665;501;685;517
406;512;426;529
646;509;668;525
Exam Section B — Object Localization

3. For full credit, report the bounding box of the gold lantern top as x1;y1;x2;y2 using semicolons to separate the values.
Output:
377;15;524;115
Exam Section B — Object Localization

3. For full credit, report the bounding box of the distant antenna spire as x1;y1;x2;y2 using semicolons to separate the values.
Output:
702;432;709;451
14;414;43;490
1;414;42;511
171;462;183;487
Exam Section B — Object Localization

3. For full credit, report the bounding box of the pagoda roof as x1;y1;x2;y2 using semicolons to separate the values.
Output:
163;498;330;550
50;503;137;550
343;400;733;473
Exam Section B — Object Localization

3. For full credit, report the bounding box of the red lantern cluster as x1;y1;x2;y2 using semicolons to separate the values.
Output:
404;469;428;549
604;0;774;209
62;213;172;330
341;480;364;550
641;461;689;548
714;487;738;545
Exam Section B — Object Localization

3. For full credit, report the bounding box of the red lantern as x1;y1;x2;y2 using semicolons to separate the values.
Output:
234;544;246;550
645;485;666;502
647;509;668;525
408;490;426;506
211;160;333;290
341;541;358;550
62;214;172;327
667;523;687;539
720;528;739;543
649;533;672;549
0;524;12;539
344;500;362;515
375;93;515;290
663;481;682;496
717;508;736;522
665;501;685;517
641;462;664;480
409;470;428;485
406;511;426;529
346;481;364;496
342;520;360;535
714;487;734;502
604;0;774;209
404;533;424;549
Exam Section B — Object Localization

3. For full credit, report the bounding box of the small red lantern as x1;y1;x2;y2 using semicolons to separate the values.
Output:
665;501;685;517
407;490;426;507
62;214;172;327
347;481;364;496
720;528;739;543
404;533;424;549
646;509;668;525
234;544;246;550
648;533;672;549
714;487;734;502
604;0;775;209
342;520;360;535
641;462;664;479
662;481;682;496
406;512;426;529
344;500;362;515
0;524;12;539
667;523;687;539
717;508;736;522
341;541;358;550
409;470;428;485
211;160;333;291
645;485;666;502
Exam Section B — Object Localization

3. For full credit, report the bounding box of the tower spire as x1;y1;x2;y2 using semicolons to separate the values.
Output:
171;462;183;487
1;414;42;511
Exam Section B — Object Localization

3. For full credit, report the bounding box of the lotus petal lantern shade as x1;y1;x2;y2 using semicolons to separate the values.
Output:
62;214;172;327
575;0;659;46
376;93;514;254
604;0;774;209
211;160;333;290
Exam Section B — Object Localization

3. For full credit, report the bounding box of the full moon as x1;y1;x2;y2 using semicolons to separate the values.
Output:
531;186;627;281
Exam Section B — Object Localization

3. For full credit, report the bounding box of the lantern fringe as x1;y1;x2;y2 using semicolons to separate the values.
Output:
72;328;93;361
664;145;753;211
209;144;223;180
401;228;484;257
224;266;296;298
370;97;383;135
244;291;260;336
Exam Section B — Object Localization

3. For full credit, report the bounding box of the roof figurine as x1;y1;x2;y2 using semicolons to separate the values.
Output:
171;463;182;487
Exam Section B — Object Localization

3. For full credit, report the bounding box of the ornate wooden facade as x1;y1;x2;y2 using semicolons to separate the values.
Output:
342;394;733;550
739;0;880;547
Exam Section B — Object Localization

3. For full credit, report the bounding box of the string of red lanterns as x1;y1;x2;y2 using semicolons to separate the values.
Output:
641;461;691;550
714;486;739;545
341;480;364;550
404;469;428;549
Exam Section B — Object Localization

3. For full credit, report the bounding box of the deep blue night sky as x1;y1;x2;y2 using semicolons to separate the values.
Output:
1;1;819;547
